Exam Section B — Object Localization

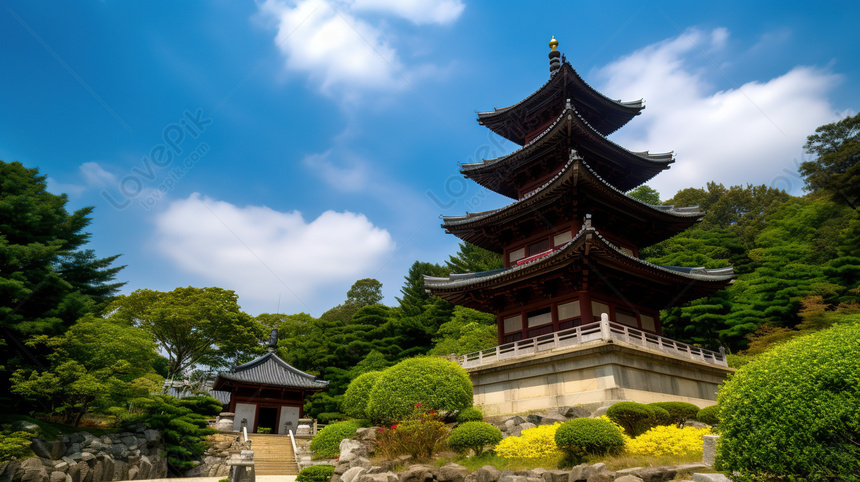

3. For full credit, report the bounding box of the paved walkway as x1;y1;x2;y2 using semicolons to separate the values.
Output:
118;477;296;482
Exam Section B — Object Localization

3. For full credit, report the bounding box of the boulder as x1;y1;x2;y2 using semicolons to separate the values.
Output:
691;474;731;482
0;461;20;482
65;445;81;457
634;467;676;482
509;422;535;437
614;477;644;482
138;456;153;480
358;473;399;482
438;463;470;482
109;445;127;459
126;466;138;481
50;472;67;482
350;458;372;470
67;462;88;482
342;467;367;482
112;461;128;481
339;439;367;462
335;462;352;475
473;465;502;482
31;439;54;460
97;456;114;481
354;428;378;442
79;454;95;464
682;421;709;429
60;459;76;468
540;470;569;482
558;406;591;419
536;413;567;425
11;421;41;433
51;462;69;474
89;461;102;482
19;458;48;482
503;416;525;428
85;442;108;454
120;437;137;447
399;465;436;482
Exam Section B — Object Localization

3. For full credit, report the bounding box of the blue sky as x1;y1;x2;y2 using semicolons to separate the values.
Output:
2;1;858;317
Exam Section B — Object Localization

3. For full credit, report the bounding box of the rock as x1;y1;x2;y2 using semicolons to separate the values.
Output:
438;463;470;482
614;477;644;482
558;406;591;419
568;463;589;482
126;466;138;481
399;465;436;482
138;456;152;480
473;465;502;482
49;442;67;461
51;461;69;474
66;454;83;463
0;460;20;482
109;445;127;459
97;456;114;481
503;416;525;428
702;435;718;466
141;429;159;445
682;421;709;429
60;458;76;468
335;462;352;475
591;406;609;418
691;474;731;482
120;437;137;447
11;421;41;434
65;445;81;457
31;439;54;460
19;458;48;482
89;461;103;482
635;467;676;482
358;472;399;482
113;461;128;481
68;462;88;482
541;470;569;482
126;456;139;466
342;467;367;482
79;454;95;464
339;439;367;462
537;413;567;425
350;458;372;470
354;428;378;442
85;442;108;454
50;472;67;482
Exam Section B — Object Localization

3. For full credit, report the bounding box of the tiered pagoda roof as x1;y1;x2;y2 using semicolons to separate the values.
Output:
212;352;329;390
463;103;673;197
477;61;644;144
425;221;734;312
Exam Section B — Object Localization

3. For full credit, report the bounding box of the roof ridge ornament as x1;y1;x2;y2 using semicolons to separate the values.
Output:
549;36;561;74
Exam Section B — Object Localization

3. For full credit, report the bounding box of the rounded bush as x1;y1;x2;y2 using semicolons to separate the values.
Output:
717;322;860;480
446;421;502;456
555;418;625;461
605;402;655;437
457;406;483;423
296;465;334;482
342;371;383;419
648;402;700;426
308;420;368;459
695;404;719;426
647;405;672;426
367;357;473;424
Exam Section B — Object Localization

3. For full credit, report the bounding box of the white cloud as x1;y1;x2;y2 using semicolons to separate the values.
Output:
593;28;841;197
257;0;463;98
80;161;118;187
302;149;369;192
153;193;395;312
347;0;464;25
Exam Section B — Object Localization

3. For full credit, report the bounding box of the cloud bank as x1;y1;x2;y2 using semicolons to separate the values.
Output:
593;28;842;197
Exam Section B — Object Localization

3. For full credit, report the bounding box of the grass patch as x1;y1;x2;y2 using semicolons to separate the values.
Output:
588;452;704;470
0;414;114;441
432;450;712;473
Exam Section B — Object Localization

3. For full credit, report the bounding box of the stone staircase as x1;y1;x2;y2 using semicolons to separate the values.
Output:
247;434;298;475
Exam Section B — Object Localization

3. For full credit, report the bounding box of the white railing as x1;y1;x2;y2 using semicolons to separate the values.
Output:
458;315;727;368
288;430;300;470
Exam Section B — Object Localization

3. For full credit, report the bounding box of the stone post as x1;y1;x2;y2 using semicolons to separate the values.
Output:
600;313;611;342
227;450;255;482
703;434;719;466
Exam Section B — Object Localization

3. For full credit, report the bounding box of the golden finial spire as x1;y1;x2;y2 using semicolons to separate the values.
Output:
549;36;559;52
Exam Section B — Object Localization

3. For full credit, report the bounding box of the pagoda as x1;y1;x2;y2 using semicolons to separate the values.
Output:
423;38;734;413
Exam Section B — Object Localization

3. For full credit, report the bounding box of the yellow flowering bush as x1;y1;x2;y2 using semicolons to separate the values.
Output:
625;425;710;457
495;423;563;459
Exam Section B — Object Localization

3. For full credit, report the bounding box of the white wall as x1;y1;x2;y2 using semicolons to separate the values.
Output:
278;406;301;434
233;403;256;432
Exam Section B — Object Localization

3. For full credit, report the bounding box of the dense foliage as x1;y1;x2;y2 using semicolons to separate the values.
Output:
717;322;860;480
366;357;472;424
0;428;34;460
309;419;369;460
377;415;449;460
446;421;502;456
605;402;655;437
625;426;711;457
555;418;625;464
495;423;563;460
695;405;720;426
646;402;700;427
341;371;383;419
296;465;334;482
456;406;483;423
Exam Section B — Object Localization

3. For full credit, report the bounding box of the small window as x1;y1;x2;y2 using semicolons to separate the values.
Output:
528;238;550;256
553;230;572;246
557;300;580;321
616;308;638;327
527;308;551;327
641;315;656;332
592;301;609;321
503;315;522;334
509;248;526;263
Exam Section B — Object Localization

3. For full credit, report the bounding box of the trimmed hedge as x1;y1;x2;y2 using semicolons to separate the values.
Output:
308;420;369;459
296;465;334;482
648;402;700;427
555;418;625;464
695;404;720;426
717;322;860;480
606;402;655;437
647;405;672;426
446;421;502;456
366;357;473;424
341;371;383;419
457;406;483;423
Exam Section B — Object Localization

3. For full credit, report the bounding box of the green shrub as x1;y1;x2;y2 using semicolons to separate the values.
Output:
555;418;625;465
366;357;473;424
457;406;483;423
446;421;502;456
605;402;655;437
0;429;34;460
341;371;383;419
309;420;368;459
717;322;860;480
316;412;346;424
695;404;720;426
647;405;672;426
648;402;700;427
296;465;334;482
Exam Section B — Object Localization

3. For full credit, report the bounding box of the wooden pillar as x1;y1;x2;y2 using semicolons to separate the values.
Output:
579;291;593;323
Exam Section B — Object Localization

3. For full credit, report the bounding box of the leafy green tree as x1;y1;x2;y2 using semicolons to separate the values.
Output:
397;261;449;317
627;185;661;204
108;287;264;378
446;242;503;274
428;306;497;356
799;112;860;207
347;278;383;306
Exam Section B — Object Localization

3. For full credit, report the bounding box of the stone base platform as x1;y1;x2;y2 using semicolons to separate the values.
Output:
468;339;731;415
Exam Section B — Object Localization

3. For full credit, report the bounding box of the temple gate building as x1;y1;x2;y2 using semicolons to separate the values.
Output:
424;38;734;414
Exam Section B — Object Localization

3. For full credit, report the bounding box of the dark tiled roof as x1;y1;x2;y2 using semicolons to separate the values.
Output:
216;352;329;389
209;389;232;405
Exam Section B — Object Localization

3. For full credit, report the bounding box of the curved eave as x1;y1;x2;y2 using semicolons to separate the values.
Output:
443;156;702;251
424;225;733;295
213;352;329;390
476;62;644;144
463;106;673;197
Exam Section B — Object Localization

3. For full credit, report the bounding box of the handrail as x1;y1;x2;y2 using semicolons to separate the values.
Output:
288;430;300;470
242;426;248;442
458;317;727;368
